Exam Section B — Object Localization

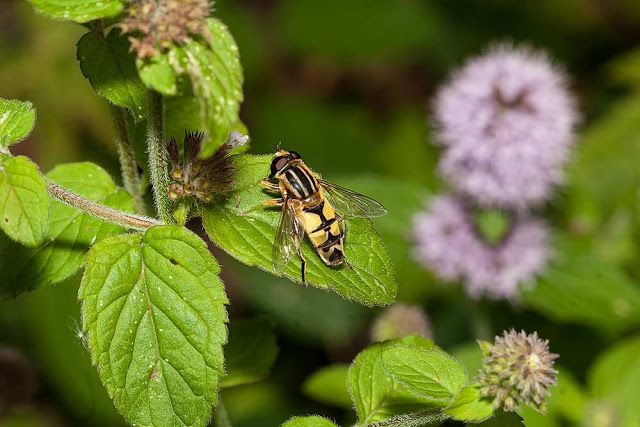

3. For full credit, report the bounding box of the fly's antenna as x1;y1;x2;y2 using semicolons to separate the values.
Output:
273;141;282;152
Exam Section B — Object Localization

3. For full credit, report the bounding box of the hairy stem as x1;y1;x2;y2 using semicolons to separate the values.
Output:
111;105;146;214
48;182;162;230
146;90;174;223
211;399;232;427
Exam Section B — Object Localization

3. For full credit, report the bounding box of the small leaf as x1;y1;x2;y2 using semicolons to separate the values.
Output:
222;317;278;388
302;364;351;408
348;335;440;424
26;0;124;23
368;410;449;426
201;155;397;307
381;345;468;405
444;384;494;422
138;55;178;96
79;225;228;427
588;334;640;426
77;29;147;121
0;162;133;299
0;98;36;147
0;155;50;247
476;410;524;426
138;18;244;155
281;416;338;427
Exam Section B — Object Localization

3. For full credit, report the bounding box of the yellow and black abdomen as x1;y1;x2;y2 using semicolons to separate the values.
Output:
298;197;345;266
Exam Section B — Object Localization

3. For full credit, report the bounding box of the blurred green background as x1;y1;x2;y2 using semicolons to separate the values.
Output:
3;0;640;426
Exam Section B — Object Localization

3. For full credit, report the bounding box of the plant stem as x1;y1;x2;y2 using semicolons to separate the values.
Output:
146;90;174;223
212;399;232;427
111;105;146;214
48;182;162;230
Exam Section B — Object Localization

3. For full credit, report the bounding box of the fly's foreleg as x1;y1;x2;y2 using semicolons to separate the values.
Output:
337;214;354;270
263;198;284;206
293;233;307;287
261;178;280;192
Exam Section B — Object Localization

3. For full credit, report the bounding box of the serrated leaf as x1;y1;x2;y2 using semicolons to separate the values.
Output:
26;0;124;23
0;162;133;299
348;335;440;424
281;416;338;427
0;155;50;247
222;317;278;388
444;384;494;422
477;410;524;426
521;233;640;333
201;154;396;307
79;225;228;427
302;364;351;408
0;98;36;147
381;345;467;405
139;18;244;155
77;29;147;121
588;334;640;427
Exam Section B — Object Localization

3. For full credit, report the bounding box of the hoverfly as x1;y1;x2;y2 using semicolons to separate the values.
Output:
261;150;387;286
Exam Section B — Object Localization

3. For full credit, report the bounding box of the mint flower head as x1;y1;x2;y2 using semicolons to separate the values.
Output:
433;44;578;209
476;330;558;414
412;196;549;300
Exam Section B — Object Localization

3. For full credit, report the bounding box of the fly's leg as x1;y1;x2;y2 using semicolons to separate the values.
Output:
293;232;307;287
263;198;284;206
261;178;280;192
337;214;354;270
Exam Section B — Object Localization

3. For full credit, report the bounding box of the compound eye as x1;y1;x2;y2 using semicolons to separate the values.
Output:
289;151;301;159
270;156;288;176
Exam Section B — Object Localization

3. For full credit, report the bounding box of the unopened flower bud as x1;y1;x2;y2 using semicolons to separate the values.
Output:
183;183;195;195
171;167;184;180
168;184;183;201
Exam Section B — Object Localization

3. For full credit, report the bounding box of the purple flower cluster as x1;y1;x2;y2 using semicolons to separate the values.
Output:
413;196;549;300
412;44;576;300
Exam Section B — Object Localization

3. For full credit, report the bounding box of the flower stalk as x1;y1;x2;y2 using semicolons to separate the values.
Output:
47;182;162;230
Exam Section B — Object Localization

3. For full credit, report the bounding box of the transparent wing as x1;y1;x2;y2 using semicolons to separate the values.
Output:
272;200;304;272
318;179;387;218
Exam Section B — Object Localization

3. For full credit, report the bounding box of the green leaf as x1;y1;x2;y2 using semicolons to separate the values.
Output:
281;416;338;427
380;345;468;405
0;98;36;147
521;233;640;333
26;0;124;23
348;335;441;424
477;410;524;426
444;384;494;422
222;317;278;388
77;29;146;121
588;334;640;427
79;225;229;427
302;364;351;408
0;155;50;247
201;155;397;307
138;18;244;155
138;55;178;96
0;162;133;299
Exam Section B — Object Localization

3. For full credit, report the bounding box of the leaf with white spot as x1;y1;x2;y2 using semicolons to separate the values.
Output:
79;225;228;427
0;155;50;247
26;0;124;23
201;155;397;307
0;98;36;147
0;162;133;299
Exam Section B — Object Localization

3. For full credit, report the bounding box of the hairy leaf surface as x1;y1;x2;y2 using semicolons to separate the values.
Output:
0;98;36;147
77;29;147;120
79;225;228;427
26;0;124;23
348;335;440;424
222;317;278;388
202;155;396;307
0;155;50;247
0;163;132;299
381;345;467;405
